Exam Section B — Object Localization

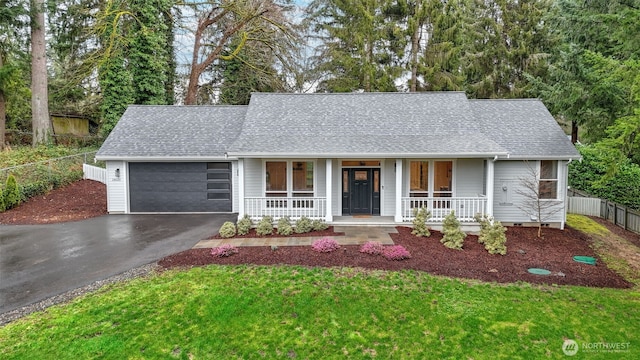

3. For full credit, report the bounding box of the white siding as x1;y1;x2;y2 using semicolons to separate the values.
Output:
382;159;396;216
316;159;326;197
331;159;341;215
492;160;565;224
231;160;239;212
243;158;262;197
455;159;484;196
106;161;128;213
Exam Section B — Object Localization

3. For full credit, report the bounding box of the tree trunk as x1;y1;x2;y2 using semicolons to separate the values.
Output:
0;55;5;150
571;120;578;144
409;22;420;92
31;0;52;146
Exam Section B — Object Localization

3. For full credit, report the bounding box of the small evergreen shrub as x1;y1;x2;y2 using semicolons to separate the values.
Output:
256;216;274;236
218;221;237;238
382;245;411;260
475;214;507;255
237;214;252;235
359;241;384;255
311;219;329;231
411;207;431;237
210;244;239;258
311;237;340;253
3;174;21;210
441;210;466;250
295;216;313;234
277;216;294;236
0;186;5;212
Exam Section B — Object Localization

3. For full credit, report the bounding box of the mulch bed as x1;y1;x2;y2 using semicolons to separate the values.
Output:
159;226;633;289
0;179;107;225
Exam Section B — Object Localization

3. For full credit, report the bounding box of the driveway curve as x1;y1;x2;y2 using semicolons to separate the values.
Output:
0;214;235;314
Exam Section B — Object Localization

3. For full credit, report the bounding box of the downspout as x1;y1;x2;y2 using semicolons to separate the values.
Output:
561;158;573;230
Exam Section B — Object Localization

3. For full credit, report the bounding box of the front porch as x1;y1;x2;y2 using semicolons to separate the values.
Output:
242;196;488;224
238;158;495;225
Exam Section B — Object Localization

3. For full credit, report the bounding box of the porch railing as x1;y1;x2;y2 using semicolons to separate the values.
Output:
244;197;327;221
401;196;487;222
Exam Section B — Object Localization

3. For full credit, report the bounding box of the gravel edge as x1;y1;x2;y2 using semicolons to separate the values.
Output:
0;262;160;327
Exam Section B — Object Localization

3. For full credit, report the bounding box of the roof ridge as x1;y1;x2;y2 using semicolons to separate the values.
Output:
250;91;467;96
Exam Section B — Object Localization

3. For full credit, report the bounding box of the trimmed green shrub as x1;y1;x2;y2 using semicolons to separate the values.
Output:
411;207;431;237
295;216;313;234
277;217;294;236
256;216;274;236
237;214;252;235
3;174;21;210
311;219;329;231
569;144;640;211
475;214;507;255
0;186;5;212
441;210;466;250
218;221;237;238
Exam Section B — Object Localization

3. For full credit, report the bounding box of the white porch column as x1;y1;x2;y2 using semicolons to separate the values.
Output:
238;158;245;220
325;158;333;222
486;159;495;218
395;159;403;222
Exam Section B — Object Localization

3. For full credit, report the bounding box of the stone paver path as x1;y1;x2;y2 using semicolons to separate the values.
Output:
193;226;396;248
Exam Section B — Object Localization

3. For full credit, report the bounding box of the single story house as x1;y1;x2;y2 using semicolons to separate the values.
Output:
96;92;580;229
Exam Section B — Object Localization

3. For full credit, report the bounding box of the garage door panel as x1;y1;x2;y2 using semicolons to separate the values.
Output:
129;162;232;212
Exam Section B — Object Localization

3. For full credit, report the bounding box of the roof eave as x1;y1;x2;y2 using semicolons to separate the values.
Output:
94;155;236;162
225;151;510;159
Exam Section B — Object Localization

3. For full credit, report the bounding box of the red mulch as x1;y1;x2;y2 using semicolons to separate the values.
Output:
159;226;633;289
0;179;107;224
0;179;634;288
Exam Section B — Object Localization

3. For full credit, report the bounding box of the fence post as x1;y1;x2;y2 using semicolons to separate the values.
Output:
624;206;628;231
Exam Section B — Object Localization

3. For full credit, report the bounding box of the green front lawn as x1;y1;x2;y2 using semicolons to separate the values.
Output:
1;266;638;359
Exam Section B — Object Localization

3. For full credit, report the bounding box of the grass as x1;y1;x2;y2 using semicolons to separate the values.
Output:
1;266;639;359
567;214;640;286
0;145;97;168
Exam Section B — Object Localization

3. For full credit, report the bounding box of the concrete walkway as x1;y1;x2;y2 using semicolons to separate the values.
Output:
193;226;397;248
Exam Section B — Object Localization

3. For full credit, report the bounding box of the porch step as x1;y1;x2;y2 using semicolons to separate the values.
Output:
330;216;399;226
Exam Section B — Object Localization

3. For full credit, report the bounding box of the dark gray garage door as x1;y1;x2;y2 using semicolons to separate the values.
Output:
129;162;232;212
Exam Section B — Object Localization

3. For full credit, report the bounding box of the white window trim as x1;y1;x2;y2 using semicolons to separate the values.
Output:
263;160;316;197
405;159;456;197
538;160;559;201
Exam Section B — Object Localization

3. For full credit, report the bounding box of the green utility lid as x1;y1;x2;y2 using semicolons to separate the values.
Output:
573;256;597;265
527;268;551;275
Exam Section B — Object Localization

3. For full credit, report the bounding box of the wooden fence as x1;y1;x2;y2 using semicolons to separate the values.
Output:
567;189;640;235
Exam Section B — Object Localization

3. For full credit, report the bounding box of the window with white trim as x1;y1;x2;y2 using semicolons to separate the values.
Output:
265;161;314;197
539;160;558;199
409;161;429;197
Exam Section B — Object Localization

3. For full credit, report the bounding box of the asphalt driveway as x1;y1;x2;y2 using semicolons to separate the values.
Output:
0;214;235;314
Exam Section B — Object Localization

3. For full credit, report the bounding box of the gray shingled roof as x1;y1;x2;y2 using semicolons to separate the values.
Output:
470;99;580;159
227;92;508;157
97;93;578;160
96;105;246;160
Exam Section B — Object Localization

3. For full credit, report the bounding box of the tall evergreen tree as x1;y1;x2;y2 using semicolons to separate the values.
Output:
309;0;398;92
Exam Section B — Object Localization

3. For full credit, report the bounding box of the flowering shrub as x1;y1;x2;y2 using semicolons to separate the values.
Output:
210;244;239;257
382;245;411;261
359;241;384;255
311;237;340;253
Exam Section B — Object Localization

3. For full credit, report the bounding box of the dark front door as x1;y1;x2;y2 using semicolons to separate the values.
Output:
342;168;380;215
